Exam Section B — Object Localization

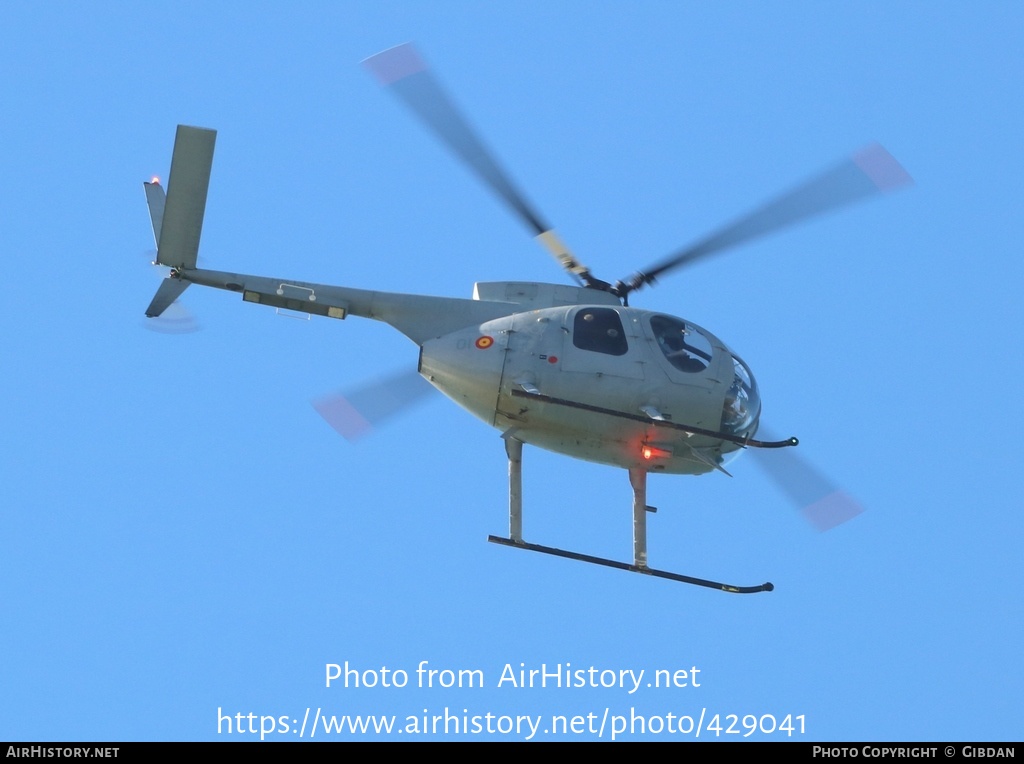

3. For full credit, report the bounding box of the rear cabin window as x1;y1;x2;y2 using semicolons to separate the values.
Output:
573;308;628;356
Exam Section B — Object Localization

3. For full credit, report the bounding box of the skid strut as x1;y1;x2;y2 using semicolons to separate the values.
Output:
488;438;774;594
505;436;523;543
630;468;648;569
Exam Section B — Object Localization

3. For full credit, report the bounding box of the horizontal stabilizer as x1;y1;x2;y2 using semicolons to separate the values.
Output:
156;126;216;269
146;278;191;318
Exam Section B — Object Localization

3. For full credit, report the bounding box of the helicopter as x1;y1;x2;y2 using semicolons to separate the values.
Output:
143;43;911;594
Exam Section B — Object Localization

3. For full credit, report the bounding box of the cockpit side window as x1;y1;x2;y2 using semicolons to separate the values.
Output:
650;315;712;372
573;308;628;356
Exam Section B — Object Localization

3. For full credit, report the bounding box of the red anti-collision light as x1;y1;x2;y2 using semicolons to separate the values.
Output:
642;445;671;460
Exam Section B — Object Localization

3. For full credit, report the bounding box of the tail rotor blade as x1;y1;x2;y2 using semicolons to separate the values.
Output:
617;144;912;297
363;44;603;289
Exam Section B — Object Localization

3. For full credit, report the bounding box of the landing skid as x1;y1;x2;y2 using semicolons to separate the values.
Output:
487;536;773;593
492;436;774;594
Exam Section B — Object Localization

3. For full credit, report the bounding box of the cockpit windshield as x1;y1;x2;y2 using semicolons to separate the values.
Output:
650;315;713;373
721;353;760;437
649;313;759;440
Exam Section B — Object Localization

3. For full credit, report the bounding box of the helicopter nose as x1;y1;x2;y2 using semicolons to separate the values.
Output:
720;353;760;438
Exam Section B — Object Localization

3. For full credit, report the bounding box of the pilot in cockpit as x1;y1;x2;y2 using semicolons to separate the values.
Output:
657;328;706;373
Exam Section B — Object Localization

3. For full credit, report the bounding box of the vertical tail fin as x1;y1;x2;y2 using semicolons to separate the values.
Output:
152;125;216;269
144;126;215;318
144;178;166;246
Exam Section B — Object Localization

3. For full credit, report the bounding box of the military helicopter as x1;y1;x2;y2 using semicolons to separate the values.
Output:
143;43;911;594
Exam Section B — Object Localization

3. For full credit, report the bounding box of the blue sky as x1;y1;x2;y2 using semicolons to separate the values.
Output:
2;2;1021;741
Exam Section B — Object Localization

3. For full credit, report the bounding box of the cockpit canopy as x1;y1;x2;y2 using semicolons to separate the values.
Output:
649;314;760;438
650;314;713;373
722;352;759;437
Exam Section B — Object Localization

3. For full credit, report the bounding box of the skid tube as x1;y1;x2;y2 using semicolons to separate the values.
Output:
488;536;773;593
495;436;773;594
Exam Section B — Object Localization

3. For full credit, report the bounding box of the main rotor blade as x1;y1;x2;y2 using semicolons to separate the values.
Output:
617;144;912;296
313;369;435;441
748;425;864;531
363;44;602;288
